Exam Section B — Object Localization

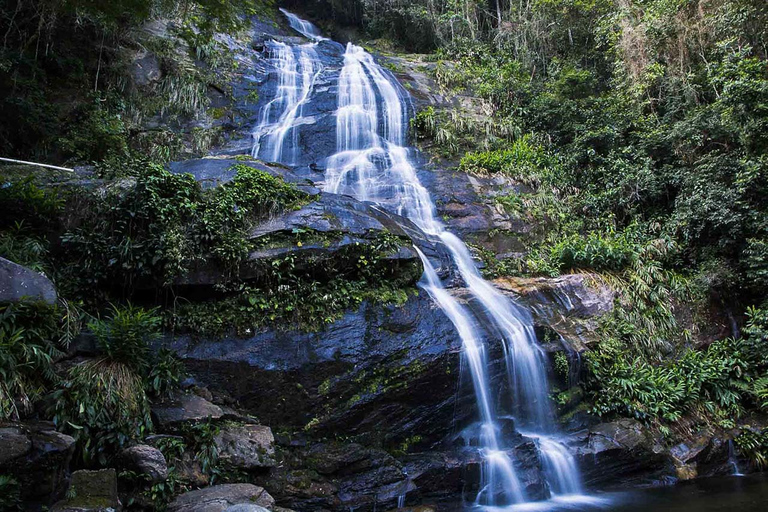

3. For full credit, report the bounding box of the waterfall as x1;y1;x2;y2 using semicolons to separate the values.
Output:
261;10;587;507
729;439;745;476
279;8;327;41
251;41;322;164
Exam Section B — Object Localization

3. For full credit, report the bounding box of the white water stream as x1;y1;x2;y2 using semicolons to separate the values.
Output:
256;11;588;508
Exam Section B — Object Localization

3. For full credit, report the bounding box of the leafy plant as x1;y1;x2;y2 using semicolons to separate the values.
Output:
0;302;66;420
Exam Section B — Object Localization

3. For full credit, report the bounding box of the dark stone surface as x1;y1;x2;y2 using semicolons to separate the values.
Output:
168;484;274;512
214;424;276;470
120;444;168;483
569;419;673;489
162;290;474;449
0;421;75;509
52;469;119;512
494;274;616;351
0;257;57;304
151;392;224;428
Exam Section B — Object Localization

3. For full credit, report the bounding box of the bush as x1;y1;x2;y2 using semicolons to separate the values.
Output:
550;230;638;272
587;306;768;426
0;302;67;420
51;305;182;466
61;162;309;297
89;304;161;374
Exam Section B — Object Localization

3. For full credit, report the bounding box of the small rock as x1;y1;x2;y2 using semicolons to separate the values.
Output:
52;469;119;511
168;484;274;512
120;444;168;483
0;257;57;304
214;423;276;469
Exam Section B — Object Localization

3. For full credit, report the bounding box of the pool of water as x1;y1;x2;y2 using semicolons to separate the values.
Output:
444;474;768;512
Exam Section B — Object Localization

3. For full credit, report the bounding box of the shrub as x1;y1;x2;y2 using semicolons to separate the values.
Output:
0;302;66;420
52;358;152;466
587;306;768;427
89;304;161;374
51;305;182;465
550;230;638;272
61;162;310;297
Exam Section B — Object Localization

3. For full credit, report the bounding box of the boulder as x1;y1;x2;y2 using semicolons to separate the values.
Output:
151;392;224;428
174;191;442;287
494;274;615;350
569;419;672;489
120;444;168;483
0;257;57;304
0;421;75;508
668;432;733;479
214;423;276;470
168;484;274;512
52;469;119;512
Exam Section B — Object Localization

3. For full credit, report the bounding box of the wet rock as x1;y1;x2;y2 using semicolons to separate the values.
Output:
668;432;732;479
514;440;549;500
0;257;57;304
168;484;274;512
52;469;119;512
168;158;318;194
120;444;168;483
570;419;672;489
164;290;467;448
494;274;615;350
214;423;276;470
0;421;76;508
151;392;224;428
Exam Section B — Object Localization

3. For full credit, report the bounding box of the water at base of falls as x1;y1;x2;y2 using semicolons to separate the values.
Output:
260;10;588;509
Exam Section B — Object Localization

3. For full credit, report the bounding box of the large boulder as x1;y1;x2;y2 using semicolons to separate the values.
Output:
52;469;119;512
167;160;445;286
0;257;57;304
214;423;276;470
0;421;75;508
494;274;615;351
120;444;168;483
168;484;274;512
568;419;672;489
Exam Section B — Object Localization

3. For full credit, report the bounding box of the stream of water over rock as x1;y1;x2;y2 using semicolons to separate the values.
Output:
253;10;589;509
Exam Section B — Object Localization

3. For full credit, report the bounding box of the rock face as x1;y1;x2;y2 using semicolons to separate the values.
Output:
494;274;615;351
0;421;76;508
52;469;119;512
168;484;274;512
0;257;57;304
164;290;469;449
569;419;672;489
120;444;168;483
168;159;446;287
214;424;276;470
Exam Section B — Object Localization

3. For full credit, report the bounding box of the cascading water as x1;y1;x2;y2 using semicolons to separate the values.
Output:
251;41;321;164
261;10;587;509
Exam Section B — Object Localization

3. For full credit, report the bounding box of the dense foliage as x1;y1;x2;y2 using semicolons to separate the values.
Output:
0;0;274;162
346;0;768;436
